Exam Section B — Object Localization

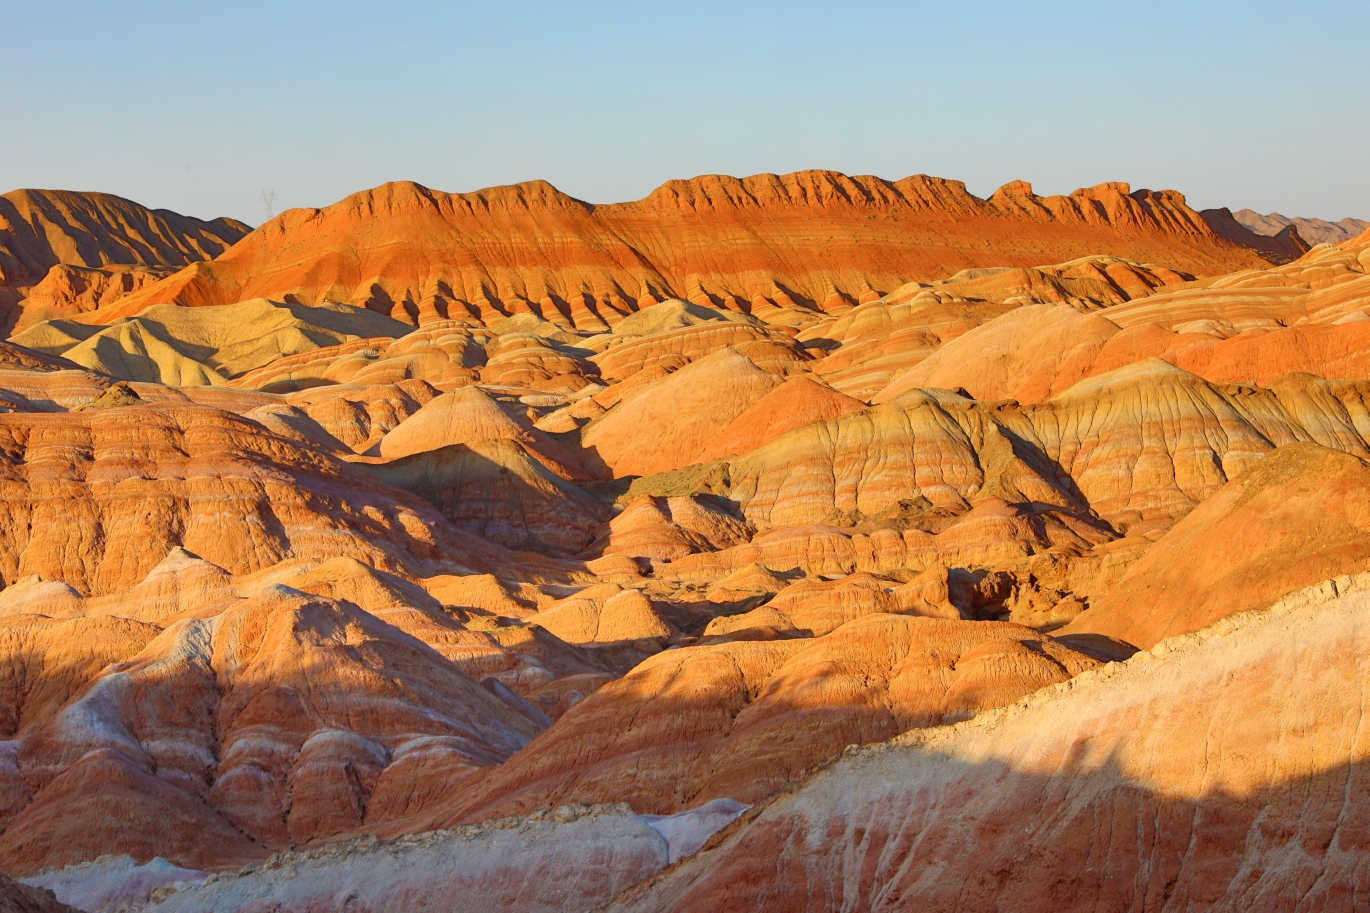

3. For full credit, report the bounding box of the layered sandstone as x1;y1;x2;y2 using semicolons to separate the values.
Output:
721;362;1370;535
394;614;1098;828
117;802;744;913
1063;442;1370;648
0;401;534;594
0;189;248;331
77;174;1279;328
610;576;1370;913
369;440;612;554
12;300;410;387
581;348;783;477
4;171;1370;912
872;238;1370;401
0;584;543;875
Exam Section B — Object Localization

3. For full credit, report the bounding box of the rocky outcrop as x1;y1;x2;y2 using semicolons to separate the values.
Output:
226;322;488;392
1063;443;1370;648
581;495;754;564
122;801;741;913
0;346;83;376
376;385;579;472
527;588;676;645
0;189;248;332
5;175;1370;910
402;614;1097;827
369;440;612;555
581;348;783;477
287;380;438;453
609;576;1370;913
724;361;1370;535
83;174;1278;327
592;316;805;384
872;240;1370;401
20;263;175;324
698;375;867;462
11;300;410;387
0;403;528;594
0;580;545;875
0;873;81;913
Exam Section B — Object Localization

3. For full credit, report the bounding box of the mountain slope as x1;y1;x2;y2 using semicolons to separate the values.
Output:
88;173;1285;328
608;575;1370;912
0;189;249;331
1234;208;1369;246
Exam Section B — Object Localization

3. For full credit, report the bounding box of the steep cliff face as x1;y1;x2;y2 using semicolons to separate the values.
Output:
84;173;1280;327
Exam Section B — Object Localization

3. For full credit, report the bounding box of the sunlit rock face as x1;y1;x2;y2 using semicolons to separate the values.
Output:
607;577;1370;913
0;179;1368;911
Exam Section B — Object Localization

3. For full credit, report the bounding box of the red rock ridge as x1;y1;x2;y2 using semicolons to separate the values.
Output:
89;172;1281;328
0;189;249;332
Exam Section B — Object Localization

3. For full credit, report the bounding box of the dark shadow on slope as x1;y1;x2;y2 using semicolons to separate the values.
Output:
605;744;1370;913
362;440;613;556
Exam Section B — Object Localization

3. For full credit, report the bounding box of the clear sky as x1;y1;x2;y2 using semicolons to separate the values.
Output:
4;0;1367;225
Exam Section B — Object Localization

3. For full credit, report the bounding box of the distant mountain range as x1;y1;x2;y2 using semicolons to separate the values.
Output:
0;173;1307;335
1233;208;1369;246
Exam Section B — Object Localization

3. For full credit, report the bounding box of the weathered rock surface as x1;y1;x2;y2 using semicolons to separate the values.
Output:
11;300;409;387
286;380;438;454
370;440;611;554
0;402;529;594
406;614;1097;827
593;315;806;384
527;587;676;646
5;174;1370;910
0;346;84;377
0;872;81;913
1063;443;1370;648
87;174;1278;328
376;385;581;474
872;239;1370;401
23;855;204;913
131;802;739;913
0;189;248;333
725;361;1370;536
0;581;544;875
804;256;1193;397
581;495;754;565
581;348;782;477
609;576;1370;913
698;375;867;462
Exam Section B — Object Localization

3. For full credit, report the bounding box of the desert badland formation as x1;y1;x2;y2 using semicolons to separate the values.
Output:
0;170;1368;911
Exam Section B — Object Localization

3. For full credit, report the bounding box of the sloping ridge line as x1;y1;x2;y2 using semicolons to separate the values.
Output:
596;569;1370;908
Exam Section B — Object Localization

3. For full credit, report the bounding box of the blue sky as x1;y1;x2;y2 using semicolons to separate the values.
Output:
3;0;1367;224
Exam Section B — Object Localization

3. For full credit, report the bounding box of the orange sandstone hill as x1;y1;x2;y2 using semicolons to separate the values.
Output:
0;190;249;332
86;173;1291;328
607;576;1370;913
5;173;1370;911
